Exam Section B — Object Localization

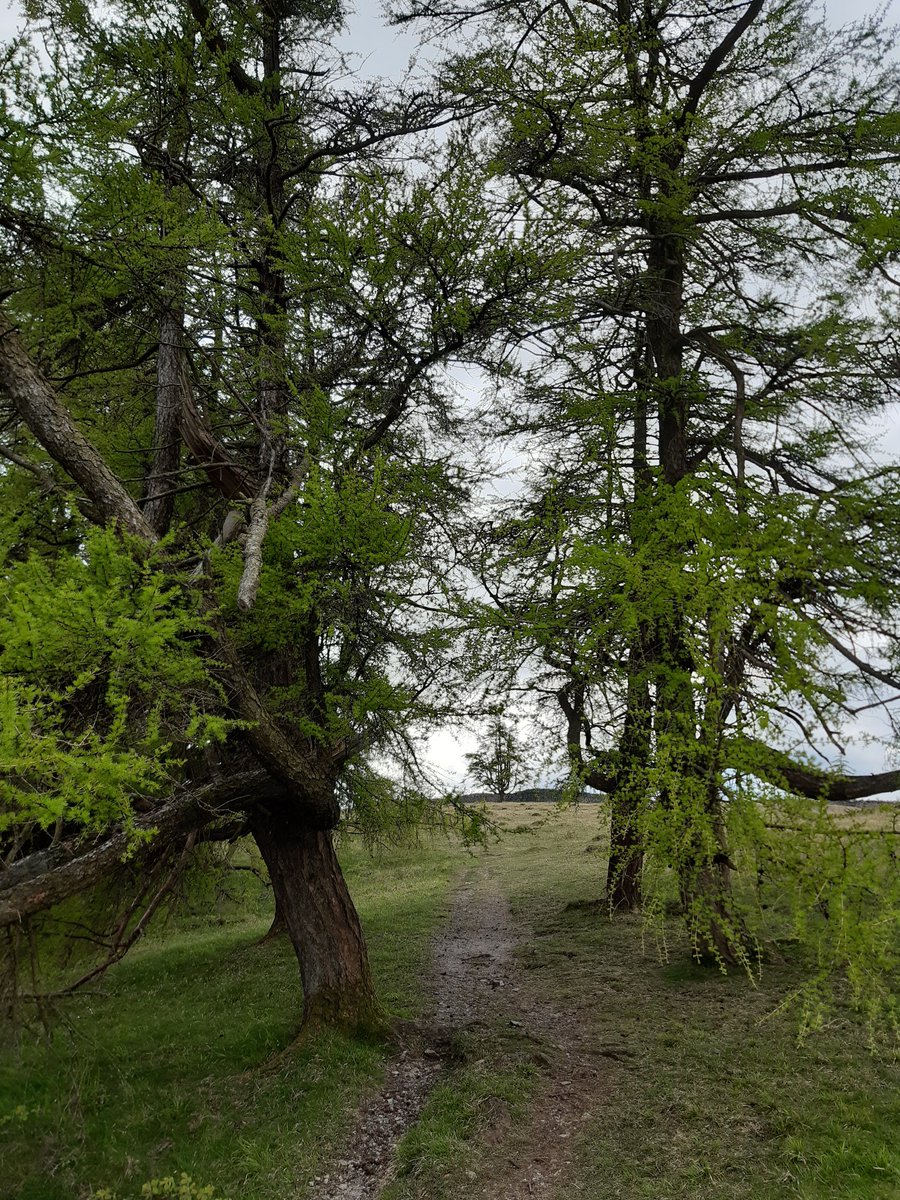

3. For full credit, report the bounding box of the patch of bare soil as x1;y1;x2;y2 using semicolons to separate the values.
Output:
307;865;605;1200
430;873;519;1027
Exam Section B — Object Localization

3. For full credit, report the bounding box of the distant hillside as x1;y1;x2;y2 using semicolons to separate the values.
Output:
460;788;605;804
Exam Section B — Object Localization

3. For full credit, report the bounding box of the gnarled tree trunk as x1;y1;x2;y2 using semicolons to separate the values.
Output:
250;802;388;1039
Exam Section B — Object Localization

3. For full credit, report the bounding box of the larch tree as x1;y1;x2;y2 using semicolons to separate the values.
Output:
405;0;900;1011
464;716;525;798
0;0;533;1036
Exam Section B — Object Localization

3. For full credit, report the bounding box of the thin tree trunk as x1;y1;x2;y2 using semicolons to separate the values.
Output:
250;804;388;1039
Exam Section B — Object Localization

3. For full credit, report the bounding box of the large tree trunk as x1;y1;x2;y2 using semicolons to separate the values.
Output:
684;863;743;966
605;639;651;911
250;803;388;1039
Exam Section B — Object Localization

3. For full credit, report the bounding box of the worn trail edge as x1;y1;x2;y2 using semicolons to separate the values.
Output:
304;1038;442;1200
306;864;606;1199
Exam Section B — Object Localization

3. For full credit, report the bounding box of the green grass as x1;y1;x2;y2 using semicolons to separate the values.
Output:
383;1023;539;1200
478;804;900;1200
2;807;898;1200
0;832;462;1200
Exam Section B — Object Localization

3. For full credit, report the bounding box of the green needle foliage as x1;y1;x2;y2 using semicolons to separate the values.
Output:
0;529;225;843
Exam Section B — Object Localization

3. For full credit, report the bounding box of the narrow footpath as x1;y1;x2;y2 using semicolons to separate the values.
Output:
306;863;607;1200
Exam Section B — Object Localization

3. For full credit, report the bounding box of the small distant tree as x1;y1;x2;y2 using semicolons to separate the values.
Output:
465;718;525;799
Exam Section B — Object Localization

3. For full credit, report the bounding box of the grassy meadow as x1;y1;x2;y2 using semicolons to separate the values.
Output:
1;804;898;1199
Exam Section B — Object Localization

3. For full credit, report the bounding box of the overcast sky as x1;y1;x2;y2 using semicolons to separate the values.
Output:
2;0;897;70
1;0;899;791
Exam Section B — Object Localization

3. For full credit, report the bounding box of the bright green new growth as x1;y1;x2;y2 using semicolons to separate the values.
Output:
0;528;224;840
94;1176;226;1200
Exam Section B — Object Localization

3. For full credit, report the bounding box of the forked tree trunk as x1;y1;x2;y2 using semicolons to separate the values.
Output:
250;804;388;1039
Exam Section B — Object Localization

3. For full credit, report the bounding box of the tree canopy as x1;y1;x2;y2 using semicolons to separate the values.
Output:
0;0;535;1034
403;0;900;1022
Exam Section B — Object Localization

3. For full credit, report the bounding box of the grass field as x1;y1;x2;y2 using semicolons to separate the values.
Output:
1;804;898;1199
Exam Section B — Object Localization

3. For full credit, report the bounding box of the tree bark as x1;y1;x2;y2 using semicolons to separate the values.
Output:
0;312;156;541
605;663;651;910
142;306;186;535
606;351;653;911
258;897;286;944
731;737;900;801
250;803;388;1038
606;812;643;910
679;800;750;968
683;859;747;967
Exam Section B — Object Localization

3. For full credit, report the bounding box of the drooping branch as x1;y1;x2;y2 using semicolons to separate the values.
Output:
731;738;900;802
0;770;278;929
0;444;59;493
43;830;199;997
0;322;336;820
814;625;900;693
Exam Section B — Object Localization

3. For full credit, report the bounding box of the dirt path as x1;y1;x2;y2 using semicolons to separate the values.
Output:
304;1039;442;1200
306;864;604;1200
438;871;602;1200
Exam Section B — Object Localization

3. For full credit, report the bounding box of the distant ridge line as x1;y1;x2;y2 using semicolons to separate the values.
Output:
460;788;605;804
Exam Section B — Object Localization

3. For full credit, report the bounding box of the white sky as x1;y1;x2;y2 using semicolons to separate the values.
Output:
1;0;899;791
